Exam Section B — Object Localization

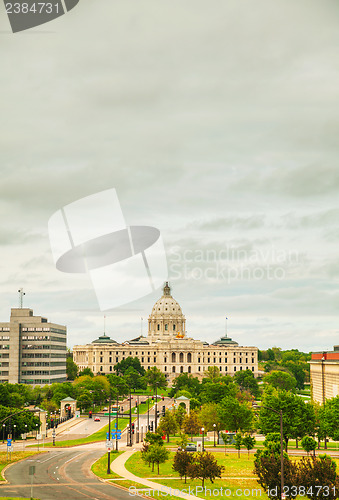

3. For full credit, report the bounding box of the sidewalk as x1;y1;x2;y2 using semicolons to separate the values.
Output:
109;449;202;500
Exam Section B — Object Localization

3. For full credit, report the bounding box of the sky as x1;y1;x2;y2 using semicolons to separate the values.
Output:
1;0;339;352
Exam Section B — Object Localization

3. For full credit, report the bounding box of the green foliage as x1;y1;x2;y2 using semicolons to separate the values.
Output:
198;403;223;436
259;388;314;450
242;434;256;458
106;374;129;397
172;450;194;483
234;432;243;457
174;405;186;430
218;396;253;433
158;410;178;442
114;356;145;377
143;443;170;474
78;367;94;377
296;455;338;499
322;396;339;441
234;369;261;398
183;410;201;438
301;436;317;455
203;366;221;382
263;433;281;454
176;433;189;450
254;449;298;499
199;379;237;404
143;367;167;392
66;356;78;380
0;405;40;434
168;373;201;398
187;451;225;487
263;370;297;392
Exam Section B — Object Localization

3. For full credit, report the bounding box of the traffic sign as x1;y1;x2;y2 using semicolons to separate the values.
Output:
105;440;113;447
7;446;13;452
52;430;56;437
107;447;112;452
7;439;12;446
37;434;42;440
106;432;109;439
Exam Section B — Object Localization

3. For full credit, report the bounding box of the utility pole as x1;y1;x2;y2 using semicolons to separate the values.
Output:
18;288;25;308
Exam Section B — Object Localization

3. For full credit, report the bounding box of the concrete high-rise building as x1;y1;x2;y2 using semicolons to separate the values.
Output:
0;308;67;386
73;283;259;382
310;346;339;404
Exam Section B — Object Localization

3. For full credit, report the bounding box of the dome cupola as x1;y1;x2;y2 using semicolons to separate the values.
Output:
148;282;186;339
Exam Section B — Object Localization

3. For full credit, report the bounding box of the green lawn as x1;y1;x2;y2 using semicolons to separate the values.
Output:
0;451;41;480
90;451;123;479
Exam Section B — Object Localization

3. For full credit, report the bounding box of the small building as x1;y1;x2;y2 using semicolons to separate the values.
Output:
310;346;339;404
0;307;67;386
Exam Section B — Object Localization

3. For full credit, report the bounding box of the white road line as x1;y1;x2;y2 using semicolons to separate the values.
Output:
64;453;82;464
39;452;66;463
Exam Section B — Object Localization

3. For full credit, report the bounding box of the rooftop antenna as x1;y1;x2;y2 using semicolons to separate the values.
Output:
18;288;25;308
225;316;228;338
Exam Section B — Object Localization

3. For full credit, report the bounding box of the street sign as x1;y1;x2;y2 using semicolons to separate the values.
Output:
7;439;12;446
106;432;109;439
107;447;112;452
7;446;13;452
37;434;42;440
105;440;113;447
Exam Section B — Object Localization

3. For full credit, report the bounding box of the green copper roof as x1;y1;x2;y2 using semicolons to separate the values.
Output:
92;333;117;344
212;335;238;346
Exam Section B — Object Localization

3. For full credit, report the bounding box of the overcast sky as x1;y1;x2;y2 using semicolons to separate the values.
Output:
1;0;339;352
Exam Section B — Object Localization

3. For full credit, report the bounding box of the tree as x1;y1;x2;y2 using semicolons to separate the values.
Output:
242;434;256;459
172;450;195;483
200;379;237;404
254;449;298;499
143;444;170;474
198;403;223;442
234;432;243;458
106;374;129;399
296;455;338;500
125;367;146;391
174;406;186;430
158;410;178;442
259;388;308;451
322;396;339;442
301;436;317;456
78;367;94;378
234;369;260;398
66;356;78;380
183;411;201;439
218;396;253;433
264;370;297;392
203;366;221;382
114;356;145;377
169;373;201;398
187;451;225;487
143;367;167;395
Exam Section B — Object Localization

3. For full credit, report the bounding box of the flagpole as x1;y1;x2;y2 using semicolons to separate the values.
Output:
225;317;228;337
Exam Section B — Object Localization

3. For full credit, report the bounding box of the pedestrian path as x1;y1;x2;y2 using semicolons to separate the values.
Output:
109;450;203;500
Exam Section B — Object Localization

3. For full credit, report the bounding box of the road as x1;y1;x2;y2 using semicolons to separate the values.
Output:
0;449;134;500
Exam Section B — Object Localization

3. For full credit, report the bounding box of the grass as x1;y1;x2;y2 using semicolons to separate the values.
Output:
90;451;123;479
0;451;41;480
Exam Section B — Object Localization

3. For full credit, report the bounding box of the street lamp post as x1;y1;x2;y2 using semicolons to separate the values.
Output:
201;427;205;452
128;390;132;447
2;424;5;444
213;424;216;447
254;404;284;499
147;396;150;431
107;393;111;474
13;424;16;443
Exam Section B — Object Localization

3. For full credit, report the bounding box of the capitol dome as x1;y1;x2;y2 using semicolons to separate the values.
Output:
148;282;186;339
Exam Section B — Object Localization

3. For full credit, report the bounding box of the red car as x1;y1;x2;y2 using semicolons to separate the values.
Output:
94;417;100;422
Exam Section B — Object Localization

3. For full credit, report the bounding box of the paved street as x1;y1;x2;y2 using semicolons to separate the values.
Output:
0;449;133;500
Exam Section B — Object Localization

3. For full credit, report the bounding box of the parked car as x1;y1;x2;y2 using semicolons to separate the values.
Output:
94;417;101;422
185;443;197;452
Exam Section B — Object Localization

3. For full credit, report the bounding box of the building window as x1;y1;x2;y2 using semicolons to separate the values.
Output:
179;353;184;363
252;358;255;363
213;358;216;363
240;358;242;364
164;357;167;363
187;353;192;363
100;366;103;371
109;357;112;363
180;366;183;373
240;366;243;370
208;358;210;363
252;366;254;371
219;367;222;371
172;366;175;373
225;366;227;371
154;357;156;363
188;366;191;373
246;358;248;363
233;358;236;363
198;366;201;371
157;324;160;331
198;357;200;363
141;357;144;362
164;366;167;371
116;357;118;363
100;357;103;363
165;324;168;331
148;357;150;363
173;324;176;330
110;366;112;372
225;358;227;363
234;367;236;372
172;353;176;363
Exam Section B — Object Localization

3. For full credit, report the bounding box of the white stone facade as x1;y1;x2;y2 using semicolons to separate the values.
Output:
73;283;259;383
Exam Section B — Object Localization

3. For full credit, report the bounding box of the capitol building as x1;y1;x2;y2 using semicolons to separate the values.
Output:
73;283;258;383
